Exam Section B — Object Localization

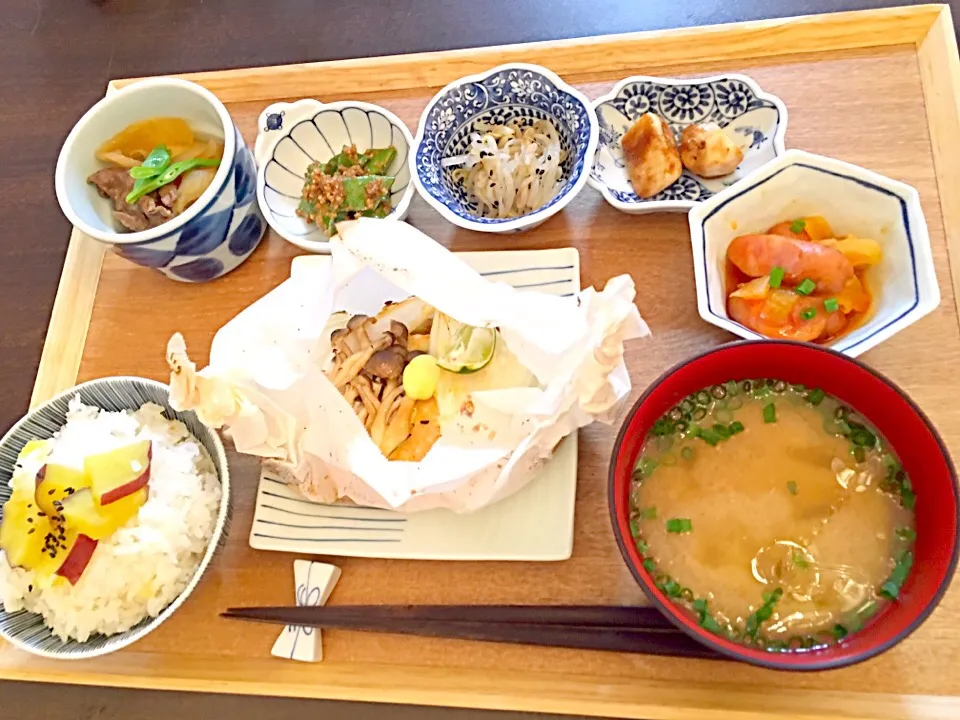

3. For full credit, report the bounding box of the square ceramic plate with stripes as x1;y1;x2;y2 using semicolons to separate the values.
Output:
249;248;580;561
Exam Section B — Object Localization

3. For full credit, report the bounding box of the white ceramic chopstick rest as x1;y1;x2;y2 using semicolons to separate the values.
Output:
271;560;342;662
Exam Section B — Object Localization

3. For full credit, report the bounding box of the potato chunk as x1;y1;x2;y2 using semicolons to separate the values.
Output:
621;113;682;198
679;122;744;178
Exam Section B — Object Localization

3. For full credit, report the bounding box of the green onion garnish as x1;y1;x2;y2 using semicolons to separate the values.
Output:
800;307;817;320
763;402;776;423
897;527;917;542
665;518;693;534
796;278;816;296
640;507;657;520
806;388;825;406
850;428;877;448
694;426;721;446
692;598;708;615
635;538;649;554
642;558;656;573
787;480;798;496
637;456;659;477
700;614;723;633
663;579;682;598
769;266;785;288
832;624;849;641
793;551;809;567
680;446;695;462
824;298;839;313
790;218;807;233
712;423;732;439
879;550;914;600
902;487;917;510
745;587;784;638
729;420;745;434
858;600;878;620
651;418;674;436
629;519;640;538
880;580;900;600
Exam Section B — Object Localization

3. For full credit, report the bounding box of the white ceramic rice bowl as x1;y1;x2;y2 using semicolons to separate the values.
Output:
0;377;230;659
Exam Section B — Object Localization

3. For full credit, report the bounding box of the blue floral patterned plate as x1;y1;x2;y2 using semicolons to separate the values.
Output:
588;74;787;214
411;63;598;233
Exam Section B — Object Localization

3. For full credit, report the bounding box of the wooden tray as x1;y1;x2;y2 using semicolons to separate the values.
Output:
9;5;960;719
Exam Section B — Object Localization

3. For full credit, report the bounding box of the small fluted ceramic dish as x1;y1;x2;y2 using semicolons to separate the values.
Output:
411;63;598;233
588;74;787;214
55;78;265;282
689;150;940;357
255;99;415;253
0;377;230;659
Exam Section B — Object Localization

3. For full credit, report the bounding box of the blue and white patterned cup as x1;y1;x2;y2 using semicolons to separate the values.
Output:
55;78;264;282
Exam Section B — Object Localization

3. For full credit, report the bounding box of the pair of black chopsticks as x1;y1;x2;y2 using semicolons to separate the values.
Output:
221;604;721;659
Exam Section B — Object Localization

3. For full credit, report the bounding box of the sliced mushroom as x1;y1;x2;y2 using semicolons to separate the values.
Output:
389;320;409;349
342;384;359;405
331;345;379;388
351;375;380;417
351;317;376;350
331;327;349;345
365;346;406;379
347;314;370;331
370;384;406;447
370;332;395;353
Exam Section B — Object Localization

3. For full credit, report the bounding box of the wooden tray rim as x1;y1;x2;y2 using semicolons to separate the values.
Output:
19;5;960;718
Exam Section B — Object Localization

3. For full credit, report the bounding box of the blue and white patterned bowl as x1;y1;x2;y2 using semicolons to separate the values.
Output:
589;74;787;214
689;150;940;357
411;63;599;233
255;99;415;253
0;377;230;659
55;78;265;282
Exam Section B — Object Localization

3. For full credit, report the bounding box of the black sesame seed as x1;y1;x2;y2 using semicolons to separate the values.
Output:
490;182;496;188
419;419;430;425
37;512;45;517
27;529;35;535
47;489;55;496
27;585;33;593
65;487;74;494
26;518;33;523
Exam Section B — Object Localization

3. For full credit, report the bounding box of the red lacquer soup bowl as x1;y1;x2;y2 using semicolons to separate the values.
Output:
609;340;959;670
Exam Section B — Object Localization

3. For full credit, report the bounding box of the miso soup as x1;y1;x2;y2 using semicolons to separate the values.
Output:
629;379;916;652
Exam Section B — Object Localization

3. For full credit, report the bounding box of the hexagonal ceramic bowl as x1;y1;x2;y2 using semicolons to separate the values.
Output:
688;149;940;357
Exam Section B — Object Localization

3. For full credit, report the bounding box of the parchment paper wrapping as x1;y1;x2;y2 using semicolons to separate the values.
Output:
167;218;649;512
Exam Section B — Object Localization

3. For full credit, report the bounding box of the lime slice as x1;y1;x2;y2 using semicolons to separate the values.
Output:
434;314;497;374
